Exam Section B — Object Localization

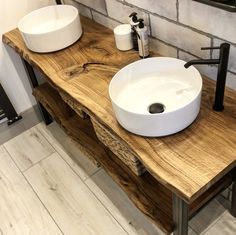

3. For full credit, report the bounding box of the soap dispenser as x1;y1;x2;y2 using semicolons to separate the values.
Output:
129;12;139;51
137;19;149;58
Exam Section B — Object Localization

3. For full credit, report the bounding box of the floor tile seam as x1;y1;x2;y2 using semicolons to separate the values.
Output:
2;145;65;235
42;149;131;235
22;151;56;173
200;211;226;235
37;125;102;181
82;169;131;235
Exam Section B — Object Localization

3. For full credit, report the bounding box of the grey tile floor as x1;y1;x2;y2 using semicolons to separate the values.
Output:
0;106;42;145
0;111;235;234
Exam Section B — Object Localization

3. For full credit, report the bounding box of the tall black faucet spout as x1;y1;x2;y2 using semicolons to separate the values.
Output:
184;43;230;111
184;59;220;68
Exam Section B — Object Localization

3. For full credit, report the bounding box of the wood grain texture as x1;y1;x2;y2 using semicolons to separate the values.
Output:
3;16;236;203
91;118;146;176
60;90;88;119
0;146;62;235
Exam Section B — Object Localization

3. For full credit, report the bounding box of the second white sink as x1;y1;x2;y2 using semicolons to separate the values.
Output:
109;57;202;137
18;5;82;53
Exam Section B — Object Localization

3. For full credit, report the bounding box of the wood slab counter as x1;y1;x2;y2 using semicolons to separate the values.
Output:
3;15;236;234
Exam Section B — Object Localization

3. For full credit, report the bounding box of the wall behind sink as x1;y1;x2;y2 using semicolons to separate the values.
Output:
66;0;236;90
0;0;55;113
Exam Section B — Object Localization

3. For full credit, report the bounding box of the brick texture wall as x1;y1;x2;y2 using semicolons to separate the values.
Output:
64;0;236;90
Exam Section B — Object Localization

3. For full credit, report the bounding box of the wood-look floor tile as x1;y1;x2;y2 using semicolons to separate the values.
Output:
3;126;55;171
189;199;226;234
36;121;99;180
0;145;62;235
24;153;127;235
53;140;100;181
34;122;61;144
20;106;42;130
85;169;165;235
0;122;25;145
203;211;236;235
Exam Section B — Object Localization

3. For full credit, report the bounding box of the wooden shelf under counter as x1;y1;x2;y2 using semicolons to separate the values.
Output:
32;82;233;234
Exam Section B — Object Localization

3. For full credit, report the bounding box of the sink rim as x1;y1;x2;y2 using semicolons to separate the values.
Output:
109;57;203;117
18;5;78;36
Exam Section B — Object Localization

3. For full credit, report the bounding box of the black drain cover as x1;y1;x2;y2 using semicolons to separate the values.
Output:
148;103;165;114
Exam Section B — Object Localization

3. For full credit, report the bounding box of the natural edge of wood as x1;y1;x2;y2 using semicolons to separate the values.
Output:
91;117;146;176
3;16;236;204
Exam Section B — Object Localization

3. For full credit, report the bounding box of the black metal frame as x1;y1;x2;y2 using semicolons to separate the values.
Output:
0;84;22;125
55;0;62;4
173;194;189;235
172;166;236;235
231;168;236;217
193;0;236;12
22;59;52;125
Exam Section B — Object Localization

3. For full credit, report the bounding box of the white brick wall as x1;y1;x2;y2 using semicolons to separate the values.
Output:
179;0;236;44
150;14;211;58
213;39;236;74
125;0;177;20
105;0;149;24
67;0;236;90
92;11;120;29
64;0;92;18
149;38;177;58
74;0;107;14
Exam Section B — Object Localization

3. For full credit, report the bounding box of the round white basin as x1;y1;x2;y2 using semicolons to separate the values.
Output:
18;5;82;53
109;57;202;137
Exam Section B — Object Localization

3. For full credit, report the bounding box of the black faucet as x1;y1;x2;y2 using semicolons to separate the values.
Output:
184;43;230;111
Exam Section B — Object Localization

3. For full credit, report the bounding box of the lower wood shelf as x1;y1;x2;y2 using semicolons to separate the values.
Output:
32;82;233;234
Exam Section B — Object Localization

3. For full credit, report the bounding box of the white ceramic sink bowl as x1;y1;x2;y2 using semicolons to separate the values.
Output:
109;57;202;137
18;5;82;53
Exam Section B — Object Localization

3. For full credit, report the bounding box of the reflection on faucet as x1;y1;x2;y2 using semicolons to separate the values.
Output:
184;43;230;111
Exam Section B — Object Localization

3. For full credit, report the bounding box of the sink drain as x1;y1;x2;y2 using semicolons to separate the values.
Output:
148;103;165;114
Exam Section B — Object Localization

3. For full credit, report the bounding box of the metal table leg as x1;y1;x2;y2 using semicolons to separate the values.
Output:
22;59;52;125
173;194;189;235
231;168;236;217
0;84;22;125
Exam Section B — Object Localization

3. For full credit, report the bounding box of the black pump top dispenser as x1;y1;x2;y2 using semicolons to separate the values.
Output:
137;19;144;29
129;12;138;24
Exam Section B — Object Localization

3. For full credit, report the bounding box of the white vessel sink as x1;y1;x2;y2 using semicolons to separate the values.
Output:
109;57;202;137
18;5;82;53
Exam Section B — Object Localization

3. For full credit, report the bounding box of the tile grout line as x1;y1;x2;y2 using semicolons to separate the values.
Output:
188;225;198;235
54;149;131;235
2;145;65;235
2;124;57;173
83;170;131;235
36;123;132;235
201;211;227;235
22;151;56;173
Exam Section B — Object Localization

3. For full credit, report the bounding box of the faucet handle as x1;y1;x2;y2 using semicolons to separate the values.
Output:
201;46;220;50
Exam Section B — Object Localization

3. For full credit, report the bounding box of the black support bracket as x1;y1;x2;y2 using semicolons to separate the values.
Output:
0;84;22;125
231;168;236;217
55;0;63;4
173;194;189;235
22;59;52;125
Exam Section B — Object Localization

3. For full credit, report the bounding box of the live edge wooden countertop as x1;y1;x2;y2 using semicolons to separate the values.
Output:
3;16;236;204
